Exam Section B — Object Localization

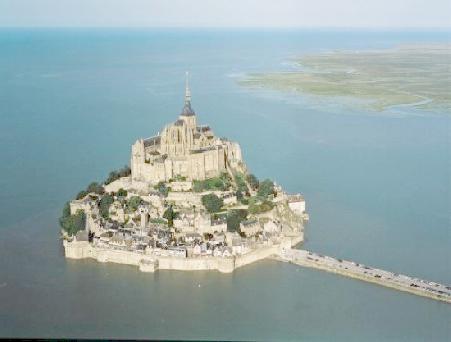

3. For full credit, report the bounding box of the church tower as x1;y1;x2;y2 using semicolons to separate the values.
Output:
160;72;196;157
179;72;197;129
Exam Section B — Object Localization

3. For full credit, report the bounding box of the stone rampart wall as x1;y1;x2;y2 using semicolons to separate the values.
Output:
63;239;290;274
235;245;279;268
158;256;235;273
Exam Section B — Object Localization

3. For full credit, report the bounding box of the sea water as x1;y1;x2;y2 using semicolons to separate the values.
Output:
0;29;449;340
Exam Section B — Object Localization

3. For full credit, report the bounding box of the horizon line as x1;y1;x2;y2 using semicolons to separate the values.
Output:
1;25;451;31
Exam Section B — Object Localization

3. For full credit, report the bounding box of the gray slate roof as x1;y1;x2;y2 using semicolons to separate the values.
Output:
181;102;195;116
144;136;161;147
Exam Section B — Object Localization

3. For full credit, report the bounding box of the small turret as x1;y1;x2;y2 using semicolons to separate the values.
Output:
138;204;150;228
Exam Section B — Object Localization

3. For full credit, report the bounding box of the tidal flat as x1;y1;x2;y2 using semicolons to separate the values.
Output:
241;44;451;112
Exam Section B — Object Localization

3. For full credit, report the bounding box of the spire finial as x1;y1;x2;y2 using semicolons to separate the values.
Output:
185;71;191;104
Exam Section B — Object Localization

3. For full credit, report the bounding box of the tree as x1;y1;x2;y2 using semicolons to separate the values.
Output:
76;190;88;200
105;171;119;185
127;196;142;212
247;174;259;190
240;197;249;205
59;202;71;228
118;165;131;177
226;209;248;232
86;182;104;195
104;165;131;185
163;205;177;227
193;173;232;192
203;233;213;240
234;172;247;192
99;194;114;219
201;193;223;213
248;199;274;214
61;201;71;218
59;204;86;236
117;188;127;197
257;179;274;198
154;181;169;197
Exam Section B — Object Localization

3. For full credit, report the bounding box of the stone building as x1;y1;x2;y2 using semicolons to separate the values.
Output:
131;73;244;185
287;194;306;215
240;219;262;237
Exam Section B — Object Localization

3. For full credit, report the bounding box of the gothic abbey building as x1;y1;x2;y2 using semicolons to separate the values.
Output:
131;76;244;185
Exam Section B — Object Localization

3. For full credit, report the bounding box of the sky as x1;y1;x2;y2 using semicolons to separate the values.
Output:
0;0;450;28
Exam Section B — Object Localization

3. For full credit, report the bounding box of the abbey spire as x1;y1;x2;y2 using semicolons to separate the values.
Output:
181;71;195;117
185;71;191;105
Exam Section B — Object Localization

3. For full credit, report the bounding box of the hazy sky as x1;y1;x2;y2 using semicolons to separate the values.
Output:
0;0;450;28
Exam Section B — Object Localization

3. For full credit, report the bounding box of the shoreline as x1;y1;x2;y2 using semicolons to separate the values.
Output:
64;236;303;273
64;237;451;303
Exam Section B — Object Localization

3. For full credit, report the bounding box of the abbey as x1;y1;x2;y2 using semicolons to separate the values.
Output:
131;75;244;185
62;74;308;274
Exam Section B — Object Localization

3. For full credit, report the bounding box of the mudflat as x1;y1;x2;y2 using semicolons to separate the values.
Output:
242;44;451;112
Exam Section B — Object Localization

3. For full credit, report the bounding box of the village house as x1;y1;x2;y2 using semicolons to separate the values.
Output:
240;219;261;237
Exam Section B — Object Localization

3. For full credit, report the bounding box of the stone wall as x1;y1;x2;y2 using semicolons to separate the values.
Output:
63;239;296;274
69;200;90;216
234;245;279;268
104;177;132;193
157;256;235;273
167;192;202;207
169;181;192;191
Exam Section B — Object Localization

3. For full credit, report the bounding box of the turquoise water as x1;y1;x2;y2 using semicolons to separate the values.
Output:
0;29;449;340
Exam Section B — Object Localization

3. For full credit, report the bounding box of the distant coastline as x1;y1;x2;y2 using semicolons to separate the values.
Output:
240;44;451;113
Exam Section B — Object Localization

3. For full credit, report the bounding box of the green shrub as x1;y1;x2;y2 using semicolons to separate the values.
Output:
192;180;204;192
60;202;71;220
234;172;248;192
105;166;131;185
201;193;224;213
240;198;249;205
127;196;142;212
154;181;169;197
59;205;86;236
170;175;187;182
105;171;120;185
76;190;88;200
257;179;274;198
75;181;104;201
226;209;248;232
193;173;232;192
99;194;114;219
247;174;259;190
86;182;104;195
117;188;127;197
248;199;274;214
119;166;131;177
150;218;166;224
204;233;213;240
163;205;178;227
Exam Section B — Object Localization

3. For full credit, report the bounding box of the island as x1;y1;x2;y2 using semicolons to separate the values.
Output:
60;74;450;303
241;44;451;112
61;74;308;273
